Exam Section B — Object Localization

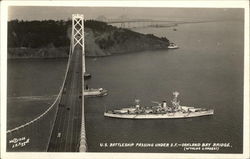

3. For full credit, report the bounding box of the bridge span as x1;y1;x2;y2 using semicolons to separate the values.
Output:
48;14;87;152
47;46;83;152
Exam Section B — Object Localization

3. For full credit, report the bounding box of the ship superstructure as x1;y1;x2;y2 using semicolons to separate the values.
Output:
104;91;214;119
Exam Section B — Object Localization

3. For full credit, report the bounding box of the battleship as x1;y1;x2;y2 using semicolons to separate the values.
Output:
104;91;214;119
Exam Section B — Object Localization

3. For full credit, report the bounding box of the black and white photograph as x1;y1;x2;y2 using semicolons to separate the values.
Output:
1;1;249;159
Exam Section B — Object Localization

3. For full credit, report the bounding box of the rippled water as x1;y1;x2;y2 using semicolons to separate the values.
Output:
8;20;244;153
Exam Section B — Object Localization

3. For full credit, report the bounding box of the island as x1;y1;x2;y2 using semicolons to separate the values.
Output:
8;20;171;59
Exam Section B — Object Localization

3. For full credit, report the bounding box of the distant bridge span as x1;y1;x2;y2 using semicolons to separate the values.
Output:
106;19;179;23
105;19;180;28
104;18;217;29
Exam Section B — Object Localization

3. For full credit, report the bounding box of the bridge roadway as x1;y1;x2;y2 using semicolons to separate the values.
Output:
47;46;83;152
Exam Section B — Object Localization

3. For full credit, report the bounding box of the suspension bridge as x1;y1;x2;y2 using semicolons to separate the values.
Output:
7;14;87;152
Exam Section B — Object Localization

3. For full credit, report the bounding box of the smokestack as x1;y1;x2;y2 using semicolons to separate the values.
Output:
162;101;167;108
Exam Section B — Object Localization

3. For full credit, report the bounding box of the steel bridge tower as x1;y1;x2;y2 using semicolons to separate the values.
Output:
72;14;85;73
71;14;87;152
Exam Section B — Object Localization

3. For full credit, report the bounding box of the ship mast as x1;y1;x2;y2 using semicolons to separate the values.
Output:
172;91;180;109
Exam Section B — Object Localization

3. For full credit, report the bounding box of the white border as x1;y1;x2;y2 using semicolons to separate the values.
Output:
1;1;249;159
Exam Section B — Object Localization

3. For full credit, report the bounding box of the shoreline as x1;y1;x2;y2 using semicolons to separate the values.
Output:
8;46;170;60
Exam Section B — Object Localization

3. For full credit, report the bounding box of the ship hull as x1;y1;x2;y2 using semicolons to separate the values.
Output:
84;89;108;97
168;46;179;49
104;110;214;119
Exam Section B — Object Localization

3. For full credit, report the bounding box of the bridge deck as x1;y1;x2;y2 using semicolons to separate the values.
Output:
48;47;83;152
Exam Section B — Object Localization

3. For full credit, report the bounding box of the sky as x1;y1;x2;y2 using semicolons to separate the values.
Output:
8;6;244;21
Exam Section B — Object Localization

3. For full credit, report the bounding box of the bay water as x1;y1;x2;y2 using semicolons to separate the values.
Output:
8;20;244;153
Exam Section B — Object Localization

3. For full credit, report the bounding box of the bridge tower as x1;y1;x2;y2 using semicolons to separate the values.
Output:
72;14;85;72
71;14;87;152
